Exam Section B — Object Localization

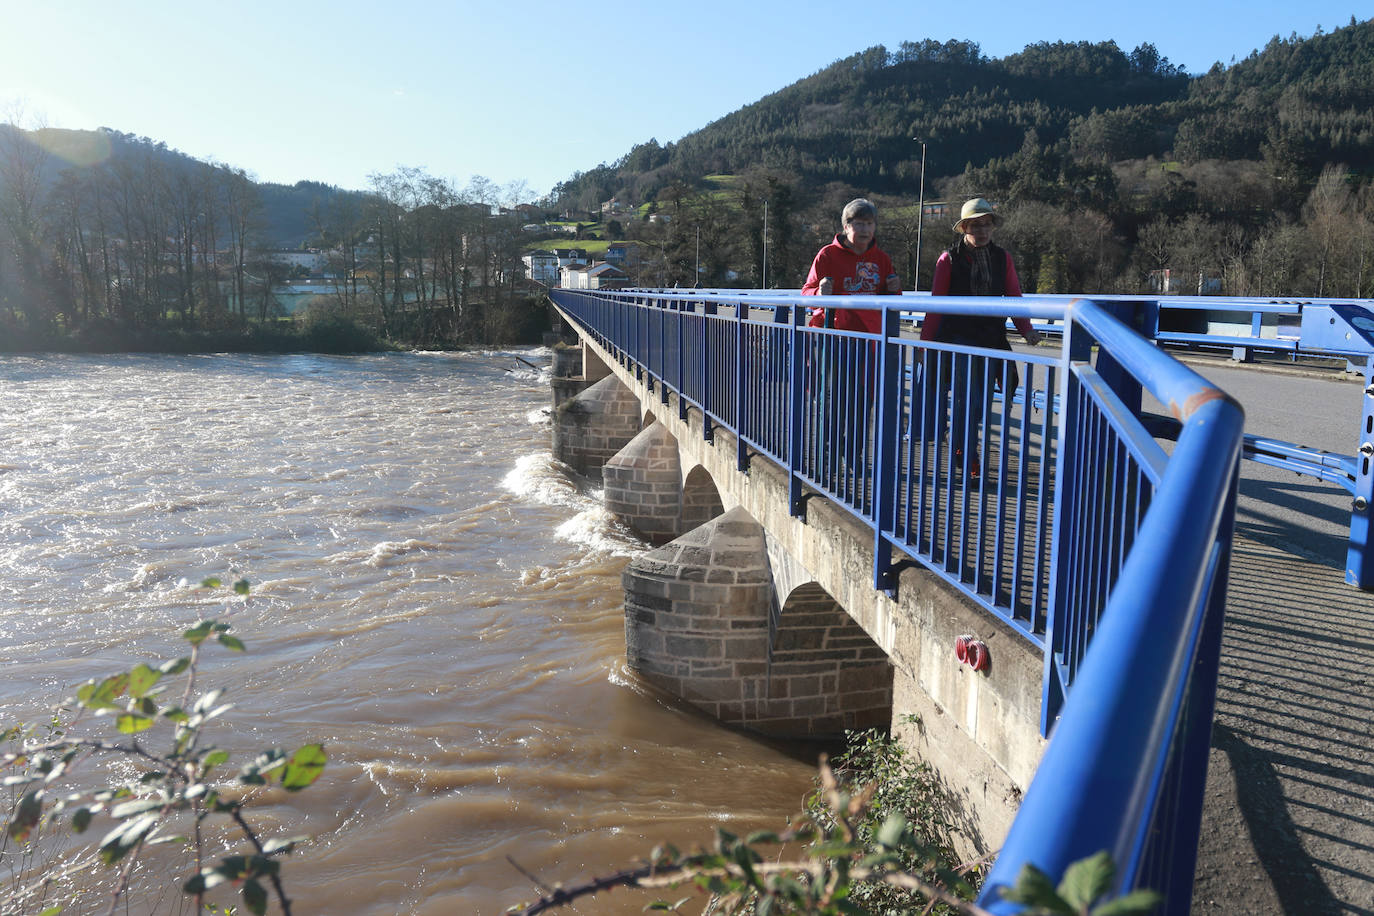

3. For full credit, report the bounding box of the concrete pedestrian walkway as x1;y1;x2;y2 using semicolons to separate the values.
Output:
1193;532;1374;915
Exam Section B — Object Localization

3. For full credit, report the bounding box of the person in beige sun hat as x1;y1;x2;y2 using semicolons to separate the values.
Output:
918;196;1041;479
952;197;1001;232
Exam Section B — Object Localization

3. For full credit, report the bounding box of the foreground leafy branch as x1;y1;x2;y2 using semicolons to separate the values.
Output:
1;578;326;916
506;727;1164;916
507;752;985;916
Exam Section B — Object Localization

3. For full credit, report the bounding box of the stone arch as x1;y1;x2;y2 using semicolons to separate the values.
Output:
681;464;725;533
769;582;893;736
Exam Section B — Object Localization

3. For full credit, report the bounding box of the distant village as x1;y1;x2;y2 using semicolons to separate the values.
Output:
516;195;644;291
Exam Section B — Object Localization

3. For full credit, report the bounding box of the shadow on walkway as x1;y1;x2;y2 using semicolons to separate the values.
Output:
1193;533;1374;915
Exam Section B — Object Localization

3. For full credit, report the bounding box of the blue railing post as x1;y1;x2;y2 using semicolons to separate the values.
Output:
1349;364;1374;588
788;304;807;517
676;302;688;421
872;304;902;595
1093;300;1145;418
701;300;716;443
1233;308;1263;362
1042;308;1095;731
736;301;749;472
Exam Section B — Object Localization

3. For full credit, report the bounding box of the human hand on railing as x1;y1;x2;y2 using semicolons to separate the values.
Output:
885;273;902;293
818;276;834;295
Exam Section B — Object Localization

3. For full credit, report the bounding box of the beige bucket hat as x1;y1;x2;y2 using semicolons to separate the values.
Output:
953;197;1001;232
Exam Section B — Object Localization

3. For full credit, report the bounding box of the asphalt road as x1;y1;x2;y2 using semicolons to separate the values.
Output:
1158;356;1367;567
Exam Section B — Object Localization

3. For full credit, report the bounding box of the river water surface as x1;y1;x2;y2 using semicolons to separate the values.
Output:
0;351;820;914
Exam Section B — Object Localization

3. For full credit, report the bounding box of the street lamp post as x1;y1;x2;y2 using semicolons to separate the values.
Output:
913;137;927;291
762;200;768;289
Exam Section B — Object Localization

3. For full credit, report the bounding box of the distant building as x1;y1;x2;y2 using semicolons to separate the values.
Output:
551;248;588;270
267;249;328;275
561;261;629;290
604;242;638;268
522;249;560;285
1149;268;1222;295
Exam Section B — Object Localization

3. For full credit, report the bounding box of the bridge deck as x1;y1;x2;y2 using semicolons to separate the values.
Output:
1188;361;1374;914
1196;531;1374;914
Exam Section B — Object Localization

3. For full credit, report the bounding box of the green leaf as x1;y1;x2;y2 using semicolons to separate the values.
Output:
77;673;130;711
8;790;42;842
1003;862;1072;913
160;657;191;676
201;578;223;589
242;878;268;915
217;633;246;652
184;620;215;646
38;907;63;916
116;712;155;734
261;835;308;855
192;689;225;714
279;744;326;791
233;579;250;595
202;749;230;772
72;806;93;833
1093;889;1165;916
1060;850;1116;910
97;812;159;864
110;797;164;819
127;663;163;699
875;812;907;848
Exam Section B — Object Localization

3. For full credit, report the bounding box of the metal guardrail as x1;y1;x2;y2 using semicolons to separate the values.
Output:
1015;295;1374;589
551;287;1244;912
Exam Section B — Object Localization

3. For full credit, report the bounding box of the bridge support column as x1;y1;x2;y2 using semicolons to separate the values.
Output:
552;375;640;481
551;343;587;410
623;507;891;739
603;421;682;545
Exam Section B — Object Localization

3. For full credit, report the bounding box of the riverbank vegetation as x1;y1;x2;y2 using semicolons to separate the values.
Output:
507;726;1163;916
0;128;547;353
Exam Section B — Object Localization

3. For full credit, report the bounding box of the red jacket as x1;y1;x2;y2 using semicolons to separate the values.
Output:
801;235;898;332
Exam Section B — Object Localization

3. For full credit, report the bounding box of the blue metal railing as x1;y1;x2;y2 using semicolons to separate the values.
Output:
550;287;1243;912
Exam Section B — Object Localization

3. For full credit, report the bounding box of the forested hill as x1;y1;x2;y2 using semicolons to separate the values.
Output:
552;19;1374;209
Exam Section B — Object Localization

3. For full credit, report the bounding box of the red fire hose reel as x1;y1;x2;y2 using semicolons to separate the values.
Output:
954;634;989;672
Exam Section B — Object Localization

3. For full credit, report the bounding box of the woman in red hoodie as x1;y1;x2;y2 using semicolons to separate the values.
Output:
798;198;901;498
801;197;902;330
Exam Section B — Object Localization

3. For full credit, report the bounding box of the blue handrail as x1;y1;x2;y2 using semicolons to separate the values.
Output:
550;287;1244;912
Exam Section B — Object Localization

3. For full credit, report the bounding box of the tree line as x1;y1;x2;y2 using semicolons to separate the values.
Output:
0;124;544;350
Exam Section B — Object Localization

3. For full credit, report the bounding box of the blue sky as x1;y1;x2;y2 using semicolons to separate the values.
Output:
1;1;1364;201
